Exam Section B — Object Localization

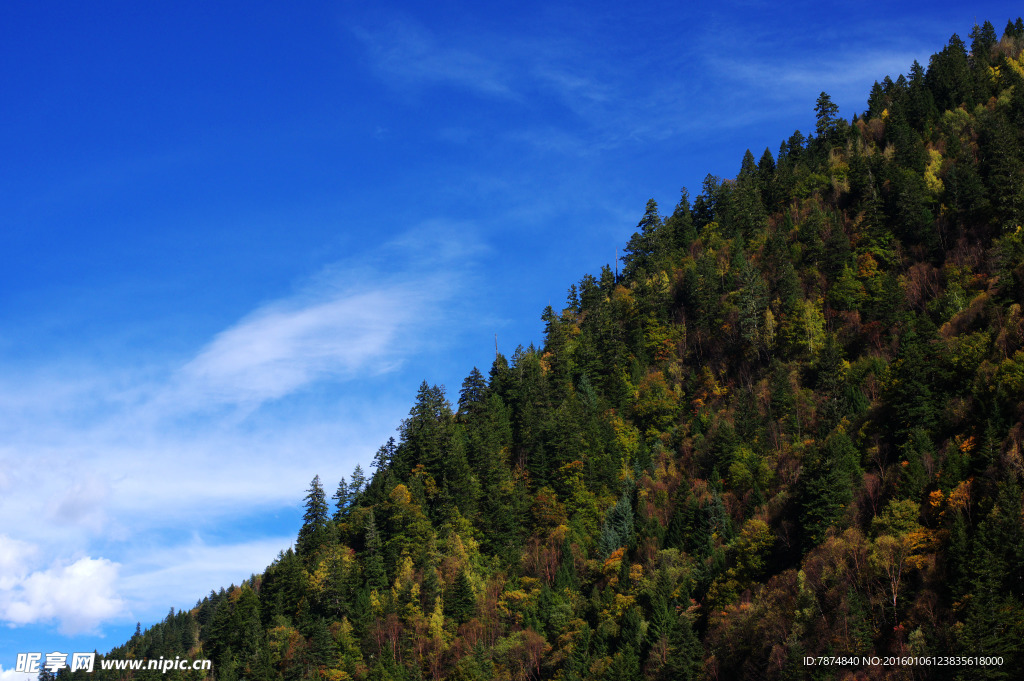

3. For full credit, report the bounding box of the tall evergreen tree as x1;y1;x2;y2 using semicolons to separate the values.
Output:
297;475;329;559
622;198;664;279
332;476;349;521
814;91;841;146
458;366;488;417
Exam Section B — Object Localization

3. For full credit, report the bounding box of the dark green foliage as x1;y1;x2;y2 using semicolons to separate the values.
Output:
798;432;859;551
363;509;388;590
883;317;942;439
897;427;932;499
666;188;696;250
332;476;349;521
444;568;476;624
927;33;973;110
813;91;841;145
906;60;936;128
598;487;635;557
297;475;329;559
605;645;640;681
622;198;666;278
458;367;487;416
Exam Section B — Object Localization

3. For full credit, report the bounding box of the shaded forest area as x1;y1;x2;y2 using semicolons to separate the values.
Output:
75;18;1024;681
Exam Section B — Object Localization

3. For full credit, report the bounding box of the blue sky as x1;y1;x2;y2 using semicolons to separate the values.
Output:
0;0;1015;674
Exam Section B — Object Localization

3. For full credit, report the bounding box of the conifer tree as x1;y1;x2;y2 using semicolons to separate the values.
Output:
814;92;842;151
927;33;973;110
363;509;388;591
622;198;664;279
332;476;349;521
458;366;487;416
297;475;329;559
444;568;476;624
599;488;635;557
665;187;696;250
798;432;859;551
350;465;366;499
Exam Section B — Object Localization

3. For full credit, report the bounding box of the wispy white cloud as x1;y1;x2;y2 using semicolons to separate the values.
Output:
350;13;715;153
717;50;927;105
181;286;421;405
350;8;953;161
51;476;111;532
353;19;518;99
533;66;613;106
170;219;480;410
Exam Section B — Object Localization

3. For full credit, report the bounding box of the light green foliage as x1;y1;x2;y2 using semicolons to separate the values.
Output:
872;498;922;538
726;446;772;498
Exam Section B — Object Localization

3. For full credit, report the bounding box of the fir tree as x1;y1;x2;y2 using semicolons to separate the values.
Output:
332;476;349;521
444;568;476;624
297;475;329;559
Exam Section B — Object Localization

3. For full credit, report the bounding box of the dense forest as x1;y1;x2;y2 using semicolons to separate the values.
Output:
69;18;1024;681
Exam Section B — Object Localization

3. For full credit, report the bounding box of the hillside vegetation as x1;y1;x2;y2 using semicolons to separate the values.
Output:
82;19;1024;681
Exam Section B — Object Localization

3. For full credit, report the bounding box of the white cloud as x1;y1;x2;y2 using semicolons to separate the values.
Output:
1;557;126;635
0;667;35;681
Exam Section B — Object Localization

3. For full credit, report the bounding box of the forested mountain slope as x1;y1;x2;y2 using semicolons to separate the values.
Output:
82;18;1024;681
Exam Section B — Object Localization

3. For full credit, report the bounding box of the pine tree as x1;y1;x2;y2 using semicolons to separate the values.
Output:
665;187;696;250
332;476;349;521
309;618;336;669
927;33;973;111
906;60;936;128
814;91;840;145
458;366;487;417
757;147;778;211
444;568;476;624
622;198;664;279
350;464;366;499
398;382;456;496
363;510;388;591
663;613;703;680
798;432;859;551
734;149;768;239
297;475;329;559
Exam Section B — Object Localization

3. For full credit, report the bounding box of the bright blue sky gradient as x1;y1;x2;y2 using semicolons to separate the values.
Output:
0;0;1015;674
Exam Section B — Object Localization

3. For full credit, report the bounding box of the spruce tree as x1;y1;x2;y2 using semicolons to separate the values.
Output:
297;475;329;559
622;198;664;278
332;476;349;521
363;510;388;591
444;568;476;624
458;366;487;416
